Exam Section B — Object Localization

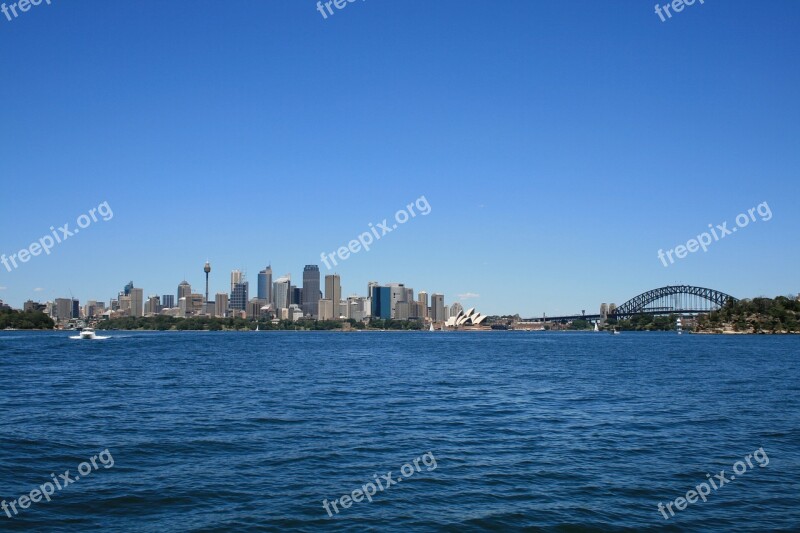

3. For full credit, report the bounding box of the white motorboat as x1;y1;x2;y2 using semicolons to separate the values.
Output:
79;328;97;340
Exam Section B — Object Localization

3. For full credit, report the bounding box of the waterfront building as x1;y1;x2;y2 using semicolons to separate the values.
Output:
162;294;175;309
54;298;73;321
418;291;429;319
215;293;229;317
318;299;335;320
325;274;341;315
371;286;391;319
230;282;249;311
178;281;192;302
291;286;302;307
274;275;291;311
395;301;410;320
144;295;161;316
130;288;144;317
431;293;445;322
258;266;273;303
230;270;243;291
302;265;321;318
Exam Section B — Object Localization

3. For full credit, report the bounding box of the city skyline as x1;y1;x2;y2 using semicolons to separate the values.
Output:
1;1;798;316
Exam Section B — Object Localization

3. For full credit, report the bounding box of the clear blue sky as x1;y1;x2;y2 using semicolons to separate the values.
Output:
1;0;798;316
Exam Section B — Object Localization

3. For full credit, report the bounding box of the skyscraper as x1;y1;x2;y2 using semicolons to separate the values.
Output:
231;270;243;291
177;281;192;302
162;294;175;309
371;286;391;319
302;265;321;318
258;266;273;303
325;274;341;318
431;293;445;322
130;288;144;317
230;282;249;311
418;291;429;319
274;275;291;310
215;293;229;317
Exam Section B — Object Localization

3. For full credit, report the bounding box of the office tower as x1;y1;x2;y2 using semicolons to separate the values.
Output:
258;266;273;303
145;295;161;316
118;296;132;315
54;298;72;321
347;296;366;322
291;286;302;307
274;275;291;310
123;281;134;296
230;269;243;290
230;281;249;311
325;274;341;317
318;299;335;320
215;293;229;317
395;301;410;320
387;283;406;318
130;288;144;317
162;294;175;309
418;291;429;319
204;262;211;309
367;281;379;298
371;286;391;319
450;302;464;317
178;281;192;302
71;299;80;319
431;293;445;322
302;265;321;318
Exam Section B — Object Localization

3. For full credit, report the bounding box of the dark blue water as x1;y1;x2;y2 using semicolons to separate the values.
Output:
1;331;798;531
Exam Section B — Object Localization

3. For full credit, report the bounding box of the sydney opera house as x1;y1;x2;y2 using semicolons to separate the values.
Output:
444;307;489;329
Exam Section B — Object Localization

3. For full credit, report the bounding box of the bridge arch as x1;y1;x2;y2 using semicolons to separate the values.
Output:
611;285;737;319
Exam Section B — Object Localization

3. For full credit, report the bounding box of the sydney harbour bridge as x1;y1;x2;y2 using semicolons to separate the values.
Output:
527;285;738;323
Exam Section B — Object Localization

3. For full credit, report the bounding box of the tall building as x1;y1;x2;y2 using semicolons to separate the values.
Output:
302;265;321;318
54;298;73;321
318;299;335;320
231;270;243;291
123;281;134;296
258;266;273;303
274;275;291;310
177;281;192;302
291;286;303;307
325;274;341;318
371;286;391;319
130;288;144;317
145;295;161;316
215;293;229;317
162;294;175;309
387;283;406;318
450;302;464;317
431;293;445;322
418;291;429;319
230;281;249;311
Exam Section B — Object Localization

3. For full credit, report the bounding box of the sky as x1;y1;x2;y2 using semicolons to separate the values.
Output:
0;0;798;317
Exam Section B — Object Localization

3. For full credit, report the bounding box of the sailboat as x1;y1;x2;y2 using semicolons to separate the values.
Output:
593;322;599;332
255;324;260;332
429;322;435;332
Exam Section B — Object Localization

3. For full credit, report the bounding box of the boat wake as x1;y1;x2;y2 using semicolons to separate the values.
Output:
69;335;111;340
